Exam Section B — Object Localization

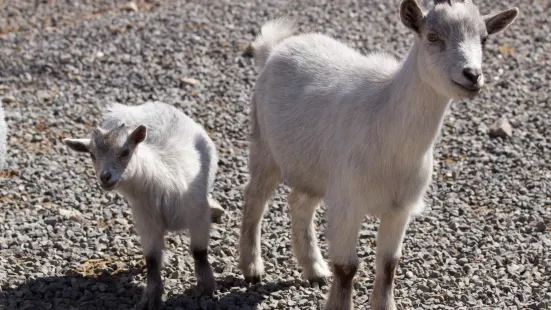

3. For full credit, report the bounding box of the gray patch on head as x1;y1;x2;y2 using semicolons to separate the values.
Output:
90;126;128;153
424;1;486;39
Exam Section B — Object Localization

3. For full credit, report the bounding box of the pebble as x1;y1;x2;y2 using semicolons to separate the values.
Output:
489;116;513;138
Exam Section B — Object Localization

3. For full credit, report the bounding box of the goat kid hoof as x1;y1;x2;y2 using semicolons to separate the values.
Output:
137;286;163;310
196;280;216;296
244;275;262;284
136;296;162;310
308;276;330;287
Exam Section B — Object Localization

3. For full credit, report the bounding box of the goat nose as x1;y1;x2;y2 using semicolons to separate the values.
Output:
100;171;112;183
463;68;482;84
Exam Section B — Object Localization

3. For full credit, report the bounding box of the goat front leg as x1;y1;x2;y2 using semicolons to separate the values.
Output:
370;210;411;310
189;203;215;296
136;229;165;310
324;198;363;310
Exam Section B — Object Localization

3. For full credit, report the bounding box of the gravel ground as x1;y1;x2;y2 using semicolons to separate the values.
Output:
0;0;549;309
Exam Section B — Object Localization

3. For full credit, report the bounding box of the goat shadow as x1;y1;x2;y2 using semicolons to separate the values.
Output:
0;268;295;310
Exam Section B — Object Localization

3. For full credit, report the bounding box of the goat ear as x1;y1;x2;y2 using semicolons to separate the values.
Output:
400;0;425;34
484;8;519;35
129;125;147;145
63;138;91;153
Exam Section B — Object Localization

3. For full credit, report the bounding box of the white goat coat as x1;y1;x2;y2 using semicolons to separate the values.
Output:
254;32;450;216
102;102;217;246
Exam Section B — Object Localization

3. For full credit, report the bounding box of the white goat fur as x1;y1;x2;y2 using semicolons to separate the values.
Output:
64;101;217;309
239;1;519;309
100;102;217;238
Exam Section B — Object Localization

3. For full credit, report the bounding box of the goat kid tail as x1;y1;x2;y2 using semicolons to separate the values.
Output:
251;17;297;69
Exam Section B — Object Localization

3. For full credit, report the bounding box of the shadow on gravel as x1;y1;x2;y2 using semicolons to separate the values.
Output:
165;276;295;309
1;271;293;310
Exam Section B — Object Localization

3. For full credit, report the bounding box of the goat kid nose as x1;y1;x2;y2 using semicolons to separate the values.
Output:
463;67;482;84
100;171;112;183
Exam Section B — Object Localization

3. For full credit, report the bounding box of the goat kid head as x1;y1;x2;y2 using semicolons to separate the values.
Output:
400;0;519;99
63;123;147;191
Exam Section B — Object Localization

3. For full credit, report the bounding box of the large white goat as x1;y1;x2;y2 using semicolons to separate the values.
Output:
64;101;219;310
238;0;519;309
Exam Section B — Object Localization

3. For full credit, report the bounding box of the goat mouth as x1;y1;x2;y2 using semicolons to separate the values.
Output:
452;80;483;94
100;181;119;191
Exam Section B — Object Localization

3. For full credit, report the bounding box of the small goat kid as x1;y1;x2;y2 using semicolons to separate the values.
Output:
64;102;218;310
239;0;518;309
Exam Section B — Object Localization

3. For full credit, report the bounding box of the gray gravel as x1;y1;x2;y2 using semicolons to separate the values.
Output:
0;0;549;309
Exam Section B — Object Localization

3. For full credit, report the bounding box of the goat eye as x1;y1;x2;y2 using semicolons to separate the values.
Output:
120;149;130;158
427;33;440;42
90;153;96;161
481;36;488;48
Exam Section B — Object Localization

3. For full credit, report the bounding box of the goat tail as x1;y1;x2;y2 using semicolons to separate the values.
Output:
251;17;297;69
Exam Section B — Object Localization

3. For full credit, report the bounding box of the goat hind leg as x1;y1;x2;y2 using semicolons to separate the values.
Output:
289;189;330;284
189;202;216;296
238;141;281;283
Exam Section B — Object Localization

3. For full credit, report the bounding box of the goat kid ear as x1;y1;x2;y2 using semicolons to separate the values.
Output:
129;125;147;145
400;0;425;34
484;8;519;35
63;138;91;153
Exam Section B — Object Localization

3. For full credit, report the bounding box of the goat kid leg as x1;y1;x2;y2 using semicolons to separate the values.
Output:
136;230;165;310
189;204;215;296
370;210;411;310
324;200;363;310
289;189;330;284
238;142;281;283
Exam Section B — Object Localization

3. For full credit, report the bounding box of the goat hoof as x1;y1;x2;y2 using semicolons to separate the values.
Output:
244;275;262;284
136;297;161;310
308;276;330;287
197;280;216;296
137;285;163;310
239;258;264;284
304;261;331;286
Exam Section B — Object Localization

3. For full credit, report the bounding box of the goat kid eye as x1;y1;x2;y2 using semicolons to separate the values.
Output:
481;37;488;48
427;34;440;42
120;149;130;158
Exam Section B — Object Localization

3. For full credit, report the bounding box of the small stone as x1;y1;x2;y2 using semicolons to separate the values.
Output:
115;218;128;225
2;96;15;104
96;51;105;58
44;218;57;226
418;284;431;292
507;264;520;274
37;90;52;102
181;77;200;86
120;2;138;12
489;116;513;138
209;197;225;221
60;54;72;64
532;220;547;233
58;208;84;221
170;270;181;279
